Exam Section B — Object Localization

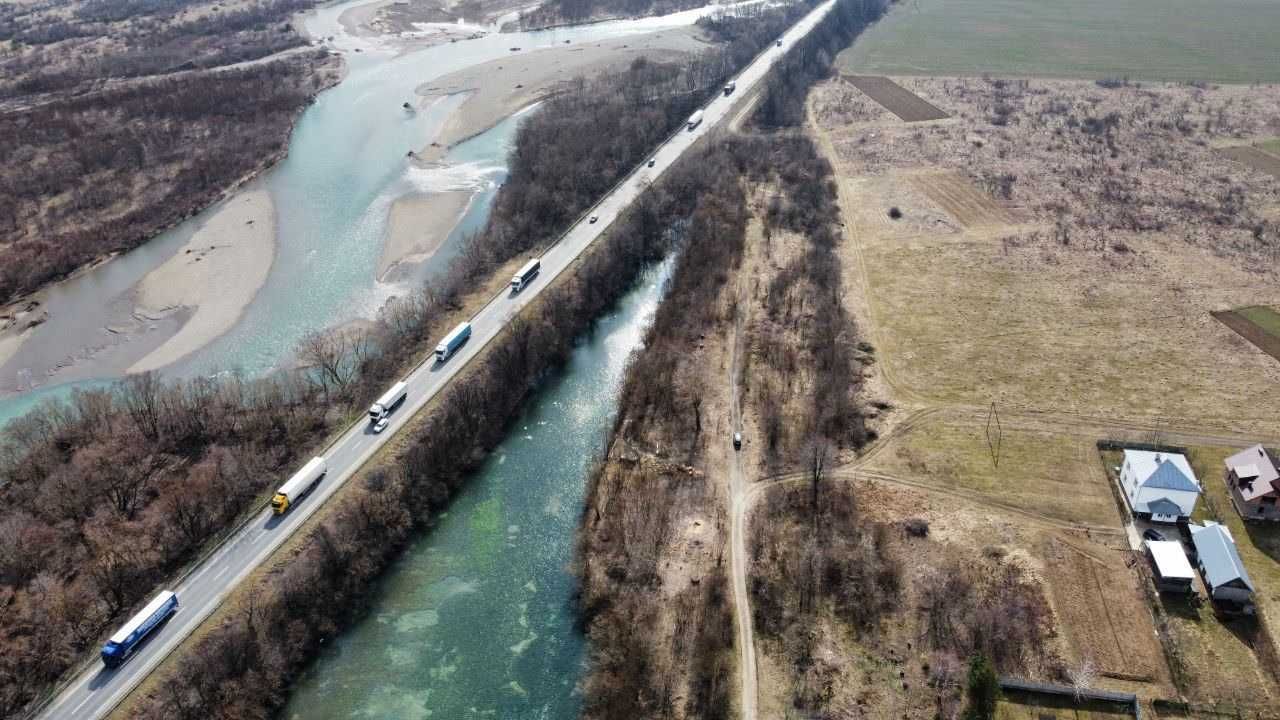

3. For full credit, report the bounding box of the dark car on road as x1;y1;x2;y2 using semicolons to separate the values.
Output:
1142;528;1165;542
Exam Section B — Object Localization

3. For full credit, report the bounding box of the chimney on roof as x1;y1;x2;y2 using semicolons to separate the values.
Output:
1155;453;1161;463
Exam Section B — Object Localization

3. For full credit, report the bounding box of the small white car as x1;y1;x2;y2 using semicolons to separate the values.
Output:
733;432;742;450
776;39;782;47
589;215;599;224
647;158;656;168
374;417;390;434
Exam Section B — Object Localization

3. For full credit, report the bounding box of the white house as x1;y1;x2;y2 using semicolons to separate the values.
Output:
1120;449;1200;523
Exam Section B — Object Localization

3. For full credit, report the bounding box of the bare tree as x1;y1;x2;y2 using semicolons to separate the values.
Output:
1068;656;1098;700
298;327;367;401
121;371;163;440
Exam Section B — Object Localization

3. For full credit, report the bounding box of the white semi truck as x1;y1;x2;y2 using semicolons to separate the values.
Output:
687;109;704;130
511;258;541;292
271;456;328;515
435;322;472;363
368;380;408;422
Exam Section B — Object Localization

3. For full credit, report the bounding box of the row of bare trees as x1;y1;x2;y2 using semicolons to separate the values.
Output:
576;140;756;720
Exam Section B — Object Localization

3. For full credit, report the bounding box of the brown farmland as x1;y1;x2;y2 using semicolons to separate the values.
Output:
1219;145;1280;180
846;75;950;122
1212;309;1280;363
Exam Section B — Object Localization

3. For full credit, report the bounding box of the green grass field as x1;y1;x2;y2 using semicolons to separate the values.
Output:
1258;139;1280;156
839;0;1280;83
1236;305;1280;338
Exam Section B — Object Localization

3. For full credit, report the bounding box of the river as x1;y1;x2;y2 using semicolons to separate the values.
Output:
0;0;718;428
282;258;672;720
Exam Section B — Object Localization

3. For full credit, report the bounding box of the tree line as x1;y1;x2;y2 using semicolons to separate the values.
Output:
575;139;752;720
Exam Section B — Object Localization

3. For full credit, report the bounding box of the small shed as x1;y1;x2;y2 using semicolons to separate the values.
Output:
1145;540;1195;593
1190;521;1255;611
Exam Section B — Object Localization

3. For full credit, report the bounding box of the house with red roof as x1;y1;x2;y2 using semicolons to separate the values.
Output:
1225;444;1280;521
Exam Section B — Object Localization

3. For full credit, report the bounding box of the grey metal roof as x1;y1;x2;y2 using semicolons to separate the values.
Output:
1145;459;1200;493
1191;523;1255;592
1147;497;1182;516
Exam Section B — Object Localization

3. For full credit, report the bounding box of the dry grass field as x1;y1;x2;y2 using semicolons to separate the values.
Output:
807;72;1280;710
861;410;1119;526
811;76;1280;430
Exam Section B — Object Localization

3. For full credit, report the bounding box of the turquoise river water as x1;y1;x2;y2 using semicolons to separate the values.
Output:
282;259;672;719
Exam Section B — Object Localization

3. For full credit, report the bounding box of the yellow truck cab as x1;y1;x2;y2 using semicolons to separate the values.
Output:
272;456;328;515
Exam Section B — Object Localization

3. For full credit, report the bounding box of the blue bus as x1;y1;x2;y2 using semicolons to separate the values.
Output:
101;591;178;668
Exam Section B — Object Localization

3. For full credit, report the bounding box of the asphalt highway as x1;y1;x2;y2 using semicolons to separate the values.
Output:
36;2;836;716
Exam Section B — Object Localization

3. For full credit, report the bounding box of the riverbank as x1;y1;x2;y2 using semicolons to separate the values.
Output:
378;190;473;280
129;191;277;374
413;26;707;161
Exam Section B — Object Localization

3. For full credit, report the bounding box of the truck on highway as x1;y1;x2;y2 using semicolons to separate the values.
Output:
723;81;736;96
511;258;541;292
271;456;328;515
101;591;178;668
368;380;408;422
687;109;704;130
436;322;472;362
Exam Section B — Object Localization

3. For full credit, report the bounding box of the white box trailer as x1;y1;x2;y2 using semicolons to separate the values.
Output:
272;456;328;515
511;258;541;292
435;322;472;362
368;380;408;421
